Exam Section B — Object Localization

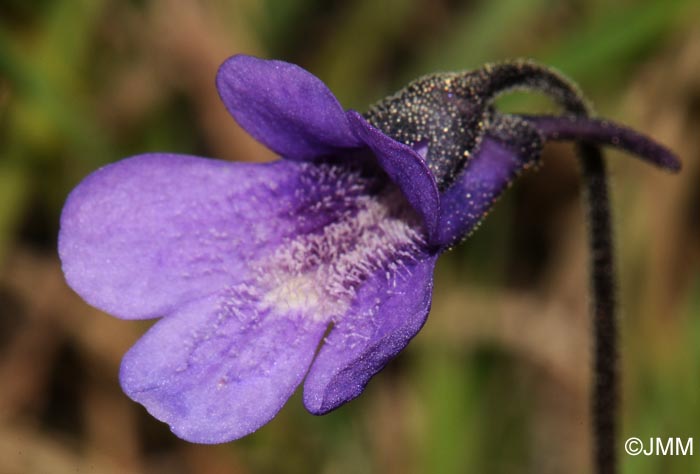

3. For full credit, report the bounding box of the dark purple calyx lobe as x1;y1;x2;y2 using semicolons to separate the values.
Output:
361;61;617;189
363;72;489;189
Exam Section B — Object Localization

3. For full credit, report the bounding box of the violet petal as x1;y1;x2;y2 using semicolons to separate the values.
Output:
216;55;361;160
120;292;327;443
347;111;440;241
303;254;437;414
435;136;538;248
59;153;327;320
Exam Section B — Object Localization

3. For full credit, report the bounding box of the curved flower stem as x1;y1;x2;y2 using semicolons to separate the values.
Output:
479;63;619;474
578;144;618;474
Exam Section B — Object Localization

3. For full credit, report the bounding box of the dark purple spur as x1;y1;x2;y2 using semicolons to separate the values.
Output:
58;55;679;444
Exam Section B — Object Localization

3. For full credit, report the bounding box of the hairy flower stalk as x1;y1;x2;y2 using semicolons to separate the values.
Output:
365;63;678;473
59;54;679;470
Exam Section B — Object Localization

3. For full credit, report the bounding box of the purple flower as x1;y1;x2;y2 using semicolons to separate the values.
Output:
58;55;679;443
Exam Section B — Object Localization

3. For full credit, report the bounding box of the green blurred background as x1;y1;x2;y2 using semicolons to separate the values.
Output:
0;0;698;473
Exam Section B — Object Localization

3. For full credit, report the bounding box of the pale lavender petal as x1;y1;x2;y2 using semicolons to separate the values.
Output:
216;55;361;160
435;136;538;248
303;254;437;414
347;111;440;240
59;154;334;320
120;292;327;443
